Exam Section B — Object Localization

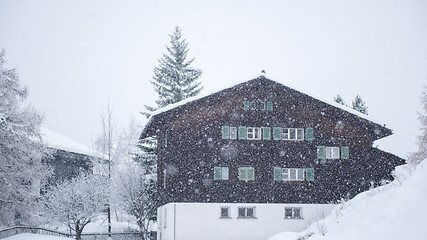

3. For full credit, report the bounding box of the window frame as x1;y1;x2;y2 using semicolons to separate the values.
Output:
230;127;237;139
284;207;303;219
325;147;340;159
220;206;231;219
282;128;304;141
247;127;262;140
214;166;229;180
282;168;305;181
237;207;256;219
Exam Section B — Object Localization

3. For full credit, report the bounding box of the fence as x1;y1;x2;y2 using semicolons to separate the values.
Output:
0;226;147;240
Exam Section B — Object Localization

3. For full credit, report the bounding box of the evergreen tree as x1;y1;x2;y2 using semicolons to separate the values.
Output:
144;26;202;116
134;28;203;236
352;94;368;115
410;87;427;165
334;94;346;106
0;50;50;226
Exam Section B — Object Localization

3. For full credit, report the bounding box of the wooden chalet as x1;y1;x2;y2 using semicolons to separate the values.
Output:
140;76;404;240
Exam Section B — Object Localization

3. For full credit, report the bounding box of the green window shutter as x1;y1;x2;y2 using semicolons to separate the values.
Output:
306;168;314;181
214;167;222;180
243;101;250;111
247;167;255;180
266;101;273;111
341;146;349;159
221;126;230;139
273;127;282;140
317;146;326;159
238;167;246;180
262;127;271;140
273;167;282;181
305;127;314;141
238;126;247;140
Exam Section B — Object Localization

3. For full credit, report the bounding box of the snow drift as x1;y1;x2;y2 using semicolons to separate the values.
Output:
269;160;427;240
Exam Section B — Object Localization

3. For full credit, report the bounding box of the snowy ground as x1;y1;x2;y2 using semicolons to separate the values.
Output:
2;233;69;240
269;159;427;240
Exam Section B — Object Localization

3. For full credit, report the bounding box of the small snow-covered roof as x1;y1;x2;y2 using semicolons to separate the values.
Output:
41;127;102;158
144;75;388;132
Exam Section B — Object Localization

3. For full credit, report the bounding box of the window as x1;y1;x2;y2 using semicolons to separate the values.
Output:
275;167;313;181
243;100;273;111
259;101;266;110
230;127;237;139
282;168;305;181
285;207;302;219
220;207;231;218
247;127;262;140
214;167;229;180
317;146;349;160
238;167;255;181
249;101;257;110
238;207;256;218
325;147;340;159
222;126;237;140
281;128;304;140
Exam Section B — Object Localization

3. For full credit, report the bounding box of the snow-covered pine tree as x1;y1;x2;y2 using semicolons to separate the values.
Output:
334;94;346;106
143;26;202;116
134;27;203;234
0;50;51;226
43;173;108;240
352;94;368;115
409;87;427;165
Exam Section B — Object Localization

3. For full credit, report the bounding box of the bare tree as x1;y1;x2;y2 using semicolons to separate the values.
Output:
43;174;108;240
116;164;156;239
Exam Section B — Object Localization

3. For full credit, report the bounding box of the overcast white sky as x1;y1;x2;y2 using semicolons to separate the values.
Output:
1;0;426;158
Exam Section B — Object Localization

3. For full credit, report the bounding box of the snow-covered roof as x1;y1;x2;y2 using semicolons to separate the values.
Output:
40;127;102;158
145;75;388;128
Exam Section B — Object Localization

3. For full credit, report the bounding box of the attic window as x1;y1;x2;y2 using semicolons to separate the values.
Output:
243;100;273;111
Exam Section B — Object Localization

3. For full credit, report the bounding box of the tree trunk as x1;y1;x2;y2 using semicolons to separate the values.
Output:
75;224;82;240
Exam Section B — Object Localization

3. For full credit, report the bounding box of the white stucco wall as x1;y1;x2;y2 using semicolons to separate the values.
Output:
157;202;335;240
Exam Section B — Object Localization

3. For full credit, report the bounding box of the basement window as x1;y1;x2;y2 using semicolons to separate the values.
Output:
220;207;231;218
238;207;256;218
285;207;302;219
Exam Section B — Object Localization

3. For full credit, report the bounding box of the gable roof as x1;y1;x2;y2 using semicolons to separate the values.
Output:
141;76;391;139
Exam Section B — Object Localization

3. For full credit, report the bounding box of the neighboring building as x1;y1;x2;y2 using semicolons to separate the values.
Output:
140;76;405;240
41;127;100;185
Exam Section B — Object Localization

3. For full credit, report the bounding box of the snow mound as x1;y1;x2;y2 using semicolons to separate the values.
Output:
269;160;427;240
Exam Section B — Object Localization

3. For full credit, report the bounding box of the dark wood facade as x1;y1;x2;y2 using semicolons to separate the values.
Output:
44;148;93;185
141;77;405;206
